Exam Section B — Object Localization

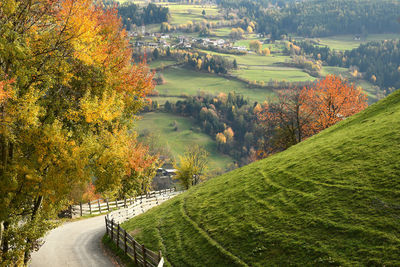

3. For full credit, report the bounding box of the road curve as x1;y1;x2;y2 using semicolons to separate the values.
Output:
30;215;116;267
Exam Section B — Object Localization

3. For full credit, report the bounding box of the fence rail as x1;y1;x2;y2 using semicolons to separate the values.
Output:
71;188;177;218
105;188;183;267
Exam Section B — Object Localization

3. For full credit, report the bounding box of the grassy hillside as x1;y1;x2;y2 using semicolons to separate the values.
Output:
136;112;234;172
125;90;400;266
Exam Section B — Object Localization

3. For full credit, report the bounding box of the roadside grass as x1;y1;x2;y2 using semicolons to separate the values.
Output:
123;89;400;266
154;66;274;102
135;112;234;172
102;234;136;267
310;33;400;51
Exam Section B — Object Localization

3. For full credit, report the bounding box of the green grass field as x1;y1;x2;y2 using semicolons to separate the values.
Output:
310;33;399;51
233;66;315;83
197;47;314;84
150;96;185;105
124;89;400;266
135;112;234;172
148;59;177;69
166;4;220;25
155;66;274;102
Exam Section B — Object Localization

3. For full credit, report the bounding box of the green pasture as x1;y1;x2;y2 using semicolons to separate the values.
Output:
233;66;315;83
150;96;186;105
167;4;220;25
311;33;399;51
155;66;274;102
148;59;177;69
135;112;234;172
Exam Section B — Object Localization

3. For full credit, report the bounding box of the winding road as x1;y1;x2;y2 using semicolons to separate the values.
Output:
30;215;116;267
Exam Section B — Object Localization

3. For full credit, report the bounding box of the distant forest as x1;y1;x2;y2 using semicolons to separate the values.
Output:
117;3;169;29
294;39;400;91
218;0;400;38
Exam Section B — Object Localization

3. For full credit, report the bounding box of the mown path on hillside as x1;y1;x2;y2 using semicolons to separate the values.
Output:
30;215;116;267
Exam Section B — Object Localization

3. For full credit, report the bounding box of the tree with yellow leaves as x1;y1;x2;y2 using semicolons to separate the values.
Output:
0;0;155;263
174;145;209;189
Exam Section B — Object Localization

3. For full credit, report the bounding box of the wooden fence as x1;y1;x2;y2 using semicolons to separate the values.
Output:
105;188;182;267
71;188;177;218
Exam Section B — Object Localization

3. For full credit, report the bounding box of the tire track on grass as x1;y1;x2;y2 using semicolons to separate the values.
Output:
179;196;249;267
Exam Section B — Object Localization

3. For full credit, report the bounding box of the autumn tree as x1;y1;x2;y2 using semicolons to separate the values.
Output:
257;75;367;156
262;47;271;56
257;87;313;153
304;75;368;133
229;27;245;40
0;0;154;263
249;40;262;54
174;145;209;189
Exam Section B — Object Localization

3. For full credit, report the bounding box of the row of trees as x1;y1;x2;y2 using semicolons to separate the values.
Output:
0;0;158;263
118;3;169;30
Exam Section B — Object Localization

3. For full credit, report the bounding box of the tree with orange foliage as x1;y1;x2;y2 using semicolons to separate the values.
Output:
304;75;367;134
119;141;162;198
257;75;367;156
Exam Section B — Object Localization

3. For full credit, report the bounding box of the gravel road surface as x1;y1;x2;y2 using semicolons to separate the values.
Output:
30;215;116;267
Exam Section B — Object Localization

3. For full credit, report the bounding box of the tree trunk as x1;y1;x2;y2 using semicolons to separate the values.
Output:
1;221;9;262
23;195;43;265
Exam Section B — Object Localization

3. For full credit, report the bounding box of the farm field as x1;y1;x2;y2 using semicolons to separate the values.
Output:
155;66;274;102
167;4;220;25
135;112;234;172
233;66;315;83
123;88;400;266
148;59;177;69
310;33;400;51
149;96;185;105
197;48;315;84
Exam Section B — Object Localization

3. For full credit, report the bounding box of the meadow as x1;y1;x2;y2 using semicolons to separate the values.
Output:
135;112;234;172
154;66;274;102
309;33;400;51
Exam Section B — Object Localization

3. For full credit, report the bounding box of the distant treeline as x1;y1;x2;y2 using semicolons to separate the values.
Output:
218;0;400;38
294;39;400;91
118;3;169;29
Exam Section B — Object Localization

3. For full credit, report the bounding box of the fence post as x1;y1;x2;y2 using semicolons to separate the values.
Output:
106;198;110;211
88;201;92;215
124;230;127;254
117;223;120;248
98;199;101;214
142;244;147;267
129;197;132;205
105;217;108;235
133;241;138;265
124;197;127;208
79;202;83;217
115;199;118;209
158;250;162;263
111;219;114;241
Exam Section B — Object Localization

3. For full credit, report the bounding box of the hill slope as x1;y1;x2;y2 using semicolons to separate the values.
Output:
123;91;400;266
